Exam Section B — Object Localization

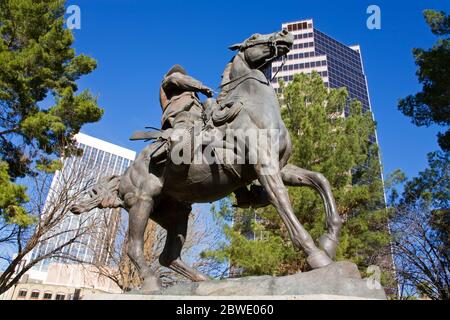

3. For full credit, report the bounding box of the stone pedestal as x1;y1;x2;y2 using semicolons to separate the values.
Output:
83;261;387;300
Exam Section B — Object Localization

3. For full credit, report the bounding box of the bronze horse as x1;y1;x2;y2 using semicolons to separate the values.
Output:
71;29;342;292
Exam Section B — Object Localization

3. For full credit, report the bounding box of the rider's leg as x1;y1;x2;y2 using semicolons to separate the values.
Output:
233;186;253;208
233;184;271;208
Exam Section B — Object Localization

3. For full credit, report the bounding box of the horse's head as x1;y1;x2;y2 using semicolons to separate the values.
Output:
229;29;293;70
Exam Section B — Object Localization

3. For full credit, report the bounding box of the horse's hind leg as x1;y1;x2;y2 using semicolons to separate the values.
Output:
127;197;161;292
281;164;342;258
155;202;209;282
256;166;332;269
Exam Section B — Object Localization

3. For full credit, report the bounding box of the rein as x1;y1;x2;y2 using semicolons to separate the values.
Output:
219;69;253;89
270;55;287;83
221;71;269;93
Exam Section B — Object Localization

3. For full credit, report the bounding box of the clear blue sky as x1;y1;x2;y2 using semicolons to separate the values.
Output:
70;0;449;180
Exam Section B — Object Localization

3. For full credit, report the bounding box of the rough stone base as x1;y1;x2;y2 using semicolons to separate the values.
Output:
83;261;386;300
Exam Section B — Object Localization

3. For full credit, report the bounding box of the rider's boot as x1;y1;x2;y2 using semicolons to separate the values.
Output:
233;186;254;208
233;184;271;209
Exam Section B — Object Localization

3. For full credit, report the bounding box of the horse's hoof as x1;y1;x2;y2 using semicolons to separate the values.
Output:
194;273;211;282
140;276;162;293
319;234;338;259
126;288;144;295
307;250;333;269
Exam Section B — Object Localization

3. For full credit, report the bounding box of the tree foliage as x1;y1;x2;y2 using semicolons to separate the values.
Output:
204;73;393;288
0;0;103;178
398;9;450;151
0;0;103;225
387;151;449;299
0;161;31;226
393;9;450;300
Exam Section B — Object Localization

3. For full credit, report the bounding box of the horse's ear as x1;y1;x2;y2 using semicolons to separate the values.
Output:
228;43;242;51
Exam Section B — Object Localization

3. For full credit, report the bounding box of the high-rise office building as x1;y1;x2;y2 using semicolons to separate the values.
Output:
270;18;385;181
271;19;372;115
28;133;136;277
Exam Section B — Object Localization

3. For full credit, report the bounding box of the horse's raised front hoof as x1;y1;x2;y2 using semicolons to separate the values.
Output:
307;250;333;269
319;234;338;259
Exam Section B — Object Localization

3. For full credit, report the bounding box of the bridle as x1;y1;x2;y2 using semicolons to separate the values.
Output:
269;55;287;83
220;35;289;89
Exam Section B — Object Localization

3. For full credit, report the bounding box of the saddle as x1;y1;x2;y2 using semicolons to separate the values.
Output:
130;93;245;161
130;128;173;163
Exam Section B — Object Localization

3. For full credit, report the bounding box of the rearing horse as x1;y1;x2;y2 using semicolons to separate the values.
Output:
71;29;342;292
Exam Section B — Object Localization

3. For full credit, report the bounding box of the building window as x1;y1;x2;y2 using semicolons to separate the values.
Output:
288;22;308;31
43;292;53;300
55;293;66;300
18;290;27;298
30;290;40;299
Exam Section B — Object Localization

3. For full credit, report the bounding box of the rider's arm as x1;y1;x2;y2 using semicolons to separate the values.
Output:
163;73;213;97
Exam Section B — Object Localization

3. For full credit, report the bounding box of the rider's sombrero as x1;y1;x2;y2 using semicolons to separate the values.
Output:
165;64;187;78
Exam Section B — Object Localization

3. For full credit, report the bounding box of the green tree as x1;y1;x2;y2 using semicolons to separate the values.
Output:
0;0;103;224
0;161;31;226
204;73;393;289
387;151;449;300
0;0;103;294
398;9;450;151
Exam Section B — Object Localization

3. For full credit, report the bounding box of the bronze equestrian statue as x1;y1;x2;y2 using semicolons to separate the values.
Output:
71;29;343;292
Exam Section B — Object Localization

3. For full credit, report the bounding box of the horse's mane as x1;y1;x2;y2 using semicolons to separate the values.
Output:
217;56;236;104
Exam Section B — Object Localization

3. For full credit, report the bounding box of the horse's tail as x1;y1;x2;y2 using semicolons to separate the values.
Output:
70;175;124;215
